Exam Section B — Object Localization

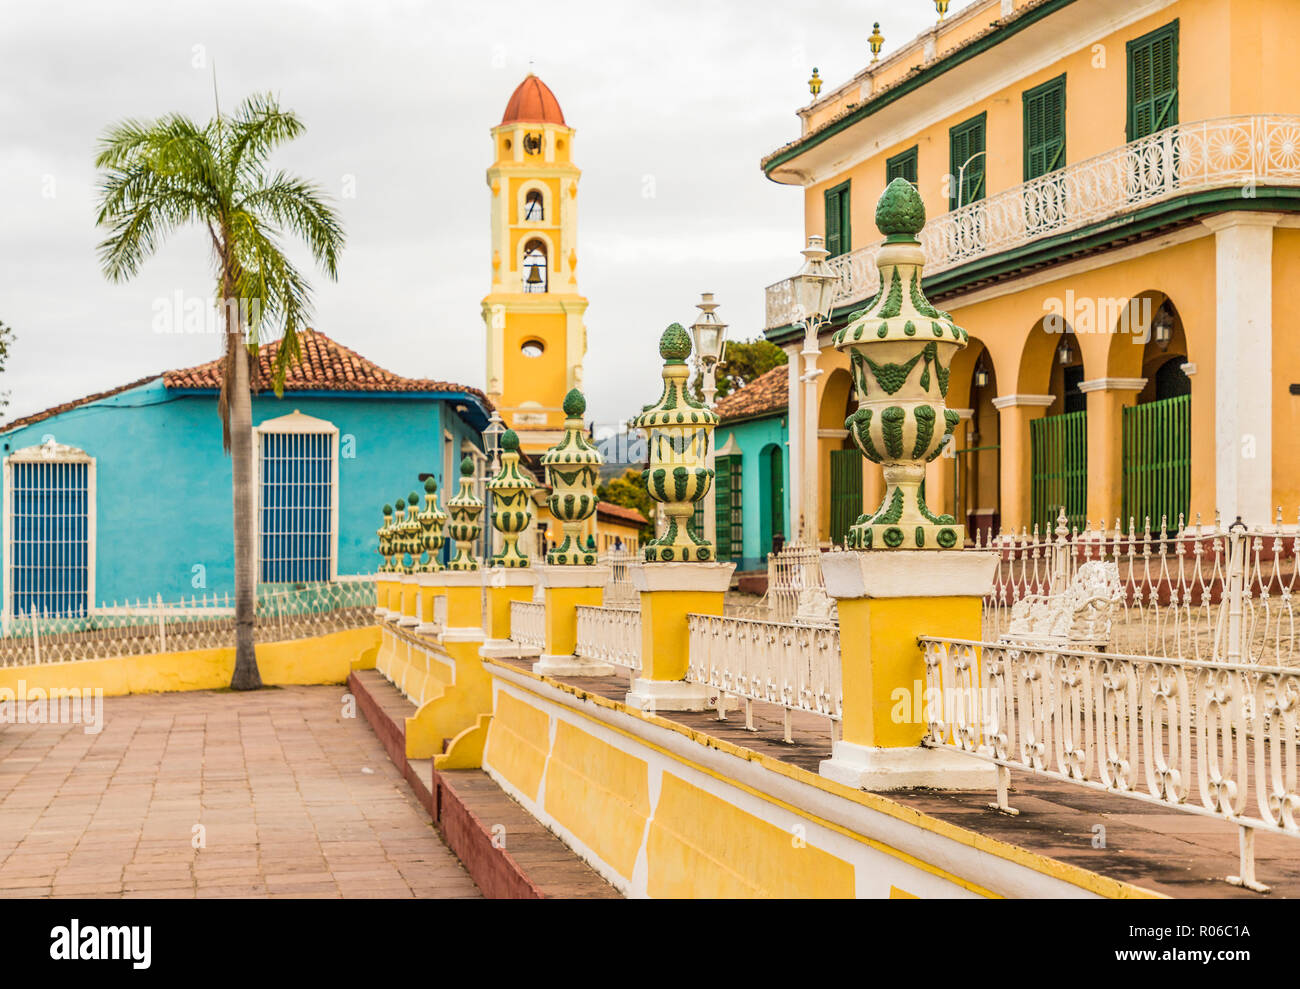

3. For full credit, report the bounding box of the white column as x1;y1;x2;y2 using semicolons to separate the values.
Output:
785;343;803;542
1203;213;1281;527
801;327;823;544
702;367;717;548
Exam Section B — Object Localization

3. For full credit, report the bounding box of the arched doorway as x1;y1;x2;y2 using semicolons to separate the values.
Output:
1120;295;1190;532
949;339;1001;542
820;368;860;545
1022;315;1086;532
759;443;785;557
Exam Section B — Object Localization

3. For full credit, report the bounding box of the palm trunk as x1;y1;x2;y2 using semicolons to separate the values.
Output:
228;329;262;690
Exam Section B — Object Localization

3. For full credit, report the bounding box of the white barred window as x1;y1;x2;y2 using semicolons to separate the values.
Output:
255;412;339;583
4;440;96;618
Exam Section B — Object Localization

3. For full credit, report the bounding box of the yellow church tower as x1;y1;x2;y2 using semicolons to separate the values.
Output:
482;74;587;453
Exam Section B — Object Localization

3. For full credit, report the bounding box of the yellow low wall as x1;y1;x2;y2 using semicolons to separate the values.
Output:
481;658;1162;900
0;626;381;698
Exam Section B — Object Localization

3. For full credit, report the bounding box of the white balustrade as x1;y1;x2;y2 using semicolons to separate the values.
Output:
921;636;1300;891
574;604;641;674
765;114;1300;329
509;600;546;650
686;613;841;742
0;580;379;667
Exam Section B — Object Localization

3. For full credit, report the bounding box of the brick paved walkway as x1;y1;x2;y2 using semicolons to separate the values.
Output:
0;685;480;899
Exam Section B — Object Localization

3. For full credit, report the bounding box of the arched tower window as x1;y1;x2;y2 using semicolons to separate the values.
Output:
523;240;548;293
524;189;544;222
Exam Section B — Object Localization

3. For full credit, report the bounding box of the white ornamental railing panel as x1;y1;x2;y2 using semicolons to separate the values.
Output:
575;604;641;673
686;613;841;742
921;636;1300;892
765;114;1300;329
0;580;378;668
509;600;545;650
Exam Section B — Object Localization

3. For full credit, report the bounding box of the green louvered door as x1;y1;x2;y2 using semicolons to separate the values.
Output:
1122;394;1190;533
1030;411;1087;533
829;448;863;546
713;454;742;562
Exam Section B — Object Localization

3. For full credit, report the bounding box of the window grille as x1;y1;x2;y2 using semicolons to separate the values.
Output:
259;427;335;583
5;443;94;619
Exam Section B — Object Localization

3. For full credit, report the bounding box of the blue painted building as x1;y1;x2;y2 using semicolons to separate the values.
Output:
712;366;790;573
0;330;489;617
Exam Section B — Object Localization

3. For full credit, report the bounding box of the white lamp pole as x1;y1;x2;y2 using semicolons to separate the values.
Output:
691;292;728;548
791;236;838;546
482;409;505;558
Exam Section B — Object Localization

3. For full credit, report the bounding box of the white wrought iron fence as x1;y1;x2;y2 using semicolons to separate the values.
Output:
575;604;641;676
509;600;545;650
921;635;1300;892
0;580;378;667
979;511;1298;666
686;613;841;742
601;550;640;606
766;114;1300;329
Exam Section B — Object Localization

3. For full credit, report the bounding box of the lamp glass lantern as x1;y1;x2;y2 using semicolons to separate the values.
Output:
690;292;728;371
794;235;838;332
482;410;505;470
1057;334;1074;365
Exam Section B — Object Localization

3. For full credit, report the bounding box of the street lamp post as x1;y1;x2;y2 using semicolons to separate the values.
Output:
691;292;728;548
791;235;838;546
955;150;987;210
481;409;505;558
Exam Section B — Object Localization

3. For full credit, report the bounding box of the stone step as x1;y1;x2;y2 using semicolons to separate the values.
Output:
433;769;622;899
349;667;619;898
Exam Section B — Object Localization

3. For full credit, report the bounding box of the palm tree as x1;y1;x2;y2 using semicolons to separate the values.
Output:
94;93;345;690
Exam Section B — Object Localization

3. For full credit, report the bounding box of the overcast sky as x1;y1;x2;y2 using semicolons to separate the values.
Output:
0;0;970;430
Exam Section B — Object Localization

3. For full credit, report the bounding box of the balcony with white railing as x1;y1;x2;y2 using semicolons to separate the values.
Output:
765;114;1300;330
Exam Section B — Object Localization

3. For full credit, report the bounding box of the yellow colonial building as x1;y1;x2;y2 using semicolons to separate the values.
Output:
482;74;588;455
763;0;1300;542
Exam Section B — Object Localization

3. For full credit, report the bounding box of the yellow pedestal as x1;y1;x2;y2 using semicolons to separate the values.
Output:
416;575;446;635
819;550;997;790
626;562;734;711
532;566;613;676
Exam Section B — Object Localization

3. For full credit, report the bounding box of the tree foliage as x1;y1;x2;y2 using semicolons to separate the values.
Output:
596;469;655;538
93;93;344;691
690;336;787;401
0;320;14;415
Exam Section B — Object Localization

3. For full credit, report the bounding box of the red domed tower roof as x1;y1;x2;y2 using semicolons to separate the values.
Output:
500;74;566;126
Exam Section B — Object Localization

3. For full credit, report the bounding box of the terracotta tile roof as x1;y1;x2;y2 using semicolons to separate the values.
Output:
500;74;566;126
597;501;647;526
162;329;491;407
714;365;789;423
1;329;490;435
1;374;164;435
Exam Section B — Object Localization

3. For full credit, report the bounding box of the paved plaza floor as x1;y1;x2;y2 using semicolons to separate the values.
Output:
0;685;480;899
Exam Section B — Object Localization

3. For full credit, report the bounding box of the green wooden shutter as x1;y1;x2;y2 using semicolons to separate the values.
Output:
1122;394;1190;534
712;454;743;562
1127;21;1178;141
729;457;743;562
829;448;863;545
824;180;851;257
1023;75;1066;180
886;146;918;186
714;455;733;560
949;113;987;211
1030;410;1087;533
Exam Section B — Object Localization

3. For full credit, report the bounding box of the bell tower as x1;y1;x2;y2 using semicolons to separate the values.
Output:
482;74;587;453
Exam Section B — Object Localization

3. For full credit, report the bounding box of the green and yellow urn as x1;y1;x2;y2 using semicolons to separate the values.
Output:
833;178;967;550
